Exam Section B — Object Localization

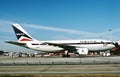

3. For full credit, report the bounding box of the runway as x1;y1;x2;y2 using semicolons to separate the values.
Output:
0;65;120;74
0;56;120;65
0;56;120;75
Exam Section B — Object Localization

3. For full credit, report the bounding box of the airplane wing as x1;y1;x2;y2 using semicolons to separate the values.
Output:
5;41;26;47
41;42;77;52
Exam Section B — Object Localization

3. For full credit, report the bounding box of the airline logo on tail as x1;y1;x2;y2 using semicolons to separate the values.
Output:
19;36;33;41
12;24;34;42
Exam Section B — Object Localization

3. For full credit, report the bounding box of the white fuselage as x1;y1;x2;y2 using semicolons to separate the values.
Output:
8;24;116;54
25;39;115;52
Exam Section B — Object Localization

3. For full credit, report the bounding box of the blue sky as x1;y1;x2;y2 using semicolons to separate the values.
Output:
0;0;120;52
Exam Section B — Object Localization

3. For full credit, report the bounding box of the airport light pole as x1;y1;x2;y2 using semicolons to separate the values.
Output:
109;29;112;41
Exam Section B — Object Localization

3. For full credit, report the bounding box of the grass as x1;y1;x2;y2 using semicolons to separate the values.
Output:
1;74;120;77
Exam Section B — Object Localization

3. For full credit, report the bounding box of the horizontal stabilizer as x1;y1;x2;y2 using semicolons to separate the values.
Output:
5;41;26;47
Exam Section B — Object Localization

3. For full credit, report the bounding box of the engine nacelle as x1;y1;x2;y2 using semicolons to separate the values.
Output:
76;48;88;55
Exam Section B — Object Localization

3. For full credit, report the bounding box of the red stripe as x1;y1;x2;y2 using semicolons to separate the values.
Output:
20;38;33;41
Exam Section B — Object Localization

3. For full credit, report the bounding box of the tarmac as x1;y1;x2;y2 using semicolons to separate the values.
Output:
0;56;120;75
0;56;120;65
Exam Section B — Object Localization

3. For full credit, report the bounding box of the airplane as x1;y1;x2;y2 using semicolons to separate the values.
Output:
5;24;119;57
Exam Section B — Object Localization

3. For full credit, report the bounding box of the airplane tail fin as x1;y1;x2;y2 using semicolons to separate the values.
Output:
12;24;36;43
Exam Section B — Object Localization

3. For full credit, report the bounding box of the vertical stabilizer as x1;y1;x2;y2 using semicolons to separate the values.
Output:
12;24;35;42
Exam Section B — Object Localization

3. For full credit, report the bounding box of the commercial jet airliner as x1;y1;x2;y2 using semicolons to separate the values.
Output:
5;24;119;57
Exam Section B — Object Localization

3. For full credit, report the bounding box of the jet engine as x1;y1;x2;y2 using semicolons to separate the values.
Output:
76;48;88;55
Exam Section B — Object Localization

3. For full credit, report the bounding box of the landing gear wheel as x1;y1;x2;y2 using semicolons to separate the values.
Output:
62;54;70;57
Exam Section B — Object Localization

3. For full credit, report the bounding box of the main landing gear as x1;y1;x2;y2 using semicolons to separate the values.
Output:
62;50;70;57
